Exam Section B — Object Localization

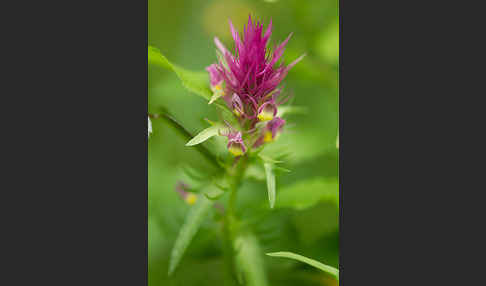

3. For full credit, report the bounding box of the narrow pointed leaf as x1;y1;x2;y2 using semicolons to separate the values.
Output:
149;46;212;101
168;195;213;275
204;192;225;201
148;46;171;69
186;124;222;146
266;251;339;281
234;232;269;286
157;112;222;171
273;166;291;173
264;163;276;208
204;185;225;200
212;179;230;192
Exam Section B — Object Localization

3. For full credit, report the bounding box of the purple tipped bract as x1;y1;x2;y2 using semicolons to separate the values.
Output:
207;15;301;154
206;64;223;89
209;15;304;119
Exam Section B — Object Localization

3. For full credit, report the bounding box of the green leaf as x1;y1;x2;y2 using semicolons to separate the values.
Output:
148;46;170;69
168;195;213;275
275;178;339;210
185;124;223;146
234;232;269;286
264;163;276;209
204;192;224;201
204;184;226;200
149;45;212;101
266;251;339;281
273;166;291;173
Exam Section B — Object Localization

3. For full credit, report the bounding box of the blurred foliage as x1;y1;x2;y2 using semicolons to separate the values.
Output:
149;0;338;285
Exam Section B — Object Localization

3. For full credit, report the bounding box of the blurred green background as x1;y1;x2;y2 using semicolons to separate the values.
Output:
149;0;338;285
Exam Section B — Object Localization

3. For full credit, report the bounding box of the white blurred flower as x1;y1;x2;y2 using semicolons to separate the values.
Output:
148;116;152;138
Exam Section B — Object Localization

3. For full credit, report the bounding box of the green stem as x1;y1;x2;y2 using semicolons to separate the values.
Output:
222;154;250;285
149;112;222;171
228;155;249;218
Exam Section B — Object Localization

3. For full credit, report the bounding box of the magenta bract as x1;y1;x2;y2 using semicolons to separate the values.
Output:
209;15;304;119
208;15;303;153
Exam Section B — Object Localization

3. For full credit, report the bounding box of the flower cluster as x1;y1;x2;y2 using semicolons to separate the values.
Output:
207;15;304;156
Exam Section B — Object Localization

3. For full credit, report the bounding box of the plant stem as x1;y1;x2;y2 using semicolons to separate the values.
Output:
149;112;222;171
228;155;249;218
221;154;250;285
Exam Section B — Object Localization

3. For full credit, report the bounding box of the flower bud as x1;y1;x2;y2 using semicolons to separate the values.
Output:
266;117;285;141
252;117;285;148
225;131;247;156
257;102;277;122
228;142;246;156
